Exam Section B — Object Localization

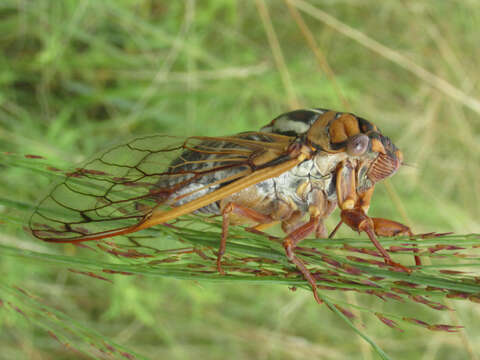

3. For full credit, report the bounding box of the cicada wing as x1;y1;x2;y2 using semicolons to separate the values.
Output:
29;132;295;242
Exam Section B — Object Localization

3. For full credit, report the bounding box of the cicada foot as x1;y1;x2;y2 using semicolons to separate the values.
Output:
283;215;323;305
417;231;453;239
383;258;413;273
340;209;413;273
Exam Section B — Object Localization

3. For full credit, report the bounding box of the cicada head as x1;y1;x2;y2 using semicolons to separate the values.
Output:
344;117;403;193
354;135;401;190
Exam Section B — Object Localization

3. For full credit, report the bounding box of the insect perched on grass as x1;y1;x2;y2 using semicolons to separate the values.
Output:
30;108;417;304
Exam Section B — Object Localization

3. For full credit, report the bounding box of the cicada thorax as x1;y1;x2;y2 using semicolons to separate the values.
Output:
262;108;382;152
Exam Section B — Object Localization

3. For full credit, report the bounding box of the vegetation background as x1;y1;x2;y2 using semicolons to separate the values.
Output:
1;1;479;359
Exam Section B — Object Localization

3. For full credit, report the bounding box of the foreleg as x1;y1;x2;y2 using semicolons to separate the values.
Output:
334;162;414;270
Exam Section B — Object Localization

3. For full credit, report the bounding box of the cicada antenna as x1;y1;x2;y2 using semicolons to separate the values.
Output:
401;161;417;168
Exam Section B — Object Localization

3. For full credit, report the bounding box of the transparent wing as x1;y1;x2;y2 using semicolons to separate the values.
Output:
29;132;294;242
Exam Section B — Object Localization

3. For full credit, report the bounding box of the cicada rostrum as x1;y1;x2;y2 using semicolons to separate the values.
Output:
30;108;416;304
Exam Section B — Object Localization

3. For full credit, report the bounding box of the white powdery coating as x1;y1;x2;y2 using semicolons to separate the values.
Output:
263;117;310;134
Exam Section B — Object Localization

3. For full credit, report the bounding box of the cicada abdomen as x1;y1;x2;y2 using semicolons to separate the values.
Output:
158;132;291;213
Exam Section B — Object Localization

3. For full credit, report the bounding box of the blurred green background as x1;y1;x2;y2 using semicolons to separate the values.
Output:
1;1;479;359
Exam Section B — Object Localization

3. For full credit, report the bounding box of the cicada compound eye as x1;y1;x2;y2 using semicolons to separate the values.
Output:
346;134;369;156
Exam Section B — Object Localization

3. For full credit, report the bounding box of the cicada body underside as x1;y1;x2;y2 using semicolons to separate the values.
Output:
30;108;418;304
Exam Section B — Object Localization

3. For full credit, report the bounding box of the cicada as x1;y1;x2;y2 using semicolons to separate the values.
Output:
30;108;415;304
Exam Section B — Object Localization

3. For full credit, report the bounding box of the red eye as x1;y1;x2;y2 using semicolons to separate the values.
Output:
347;134;369;156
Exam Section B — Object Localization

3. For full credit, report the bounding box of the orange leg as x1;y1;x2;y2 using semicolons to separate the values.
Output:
219;203;273;274
283;215;323;304
331;215;422;266
340;209;413;272
328;219;343;239
371;217;421;266
253;221;279;232
333;160;420;267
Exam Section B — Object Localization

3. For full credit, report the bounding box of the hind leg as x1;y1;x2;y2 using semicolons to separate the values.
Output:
218;203;273;274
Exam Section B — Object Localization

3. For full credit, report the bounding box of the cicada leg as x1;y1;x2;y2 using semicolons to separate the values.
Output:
329;216;420;265
219;203;273;275
328;219;343;240
339;209;412;272
370;217;420;266
283;215;323;304
253;221;279;232
334;161;415;271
